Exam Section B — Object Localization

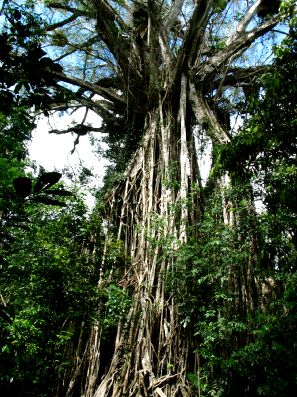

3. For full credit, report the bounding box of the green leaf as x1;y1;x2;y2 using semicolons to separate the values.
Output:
33;172;62;192
0;232;15;245
32;196;67;207
1;344;10;353
44;189;73;197
13;177;32;198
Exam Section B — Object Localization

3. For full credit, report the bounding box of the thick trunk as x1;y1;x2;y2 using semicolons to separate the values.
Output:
62;81;263;397
55;78;266;397
63;79;208;396
87;98;198;397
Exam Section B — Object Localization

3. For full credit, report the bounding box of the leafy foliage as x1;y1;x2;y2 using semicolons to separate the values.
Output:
0;3;70;115
0;199;102;395
167;30;297;396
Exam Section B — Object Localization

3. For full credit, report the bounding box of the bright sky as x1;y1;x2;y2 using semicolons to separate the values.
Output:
28;109;109;206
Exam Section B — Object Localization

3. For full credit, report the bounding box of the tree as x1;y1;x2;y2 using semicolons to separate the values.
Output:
2;0;296;396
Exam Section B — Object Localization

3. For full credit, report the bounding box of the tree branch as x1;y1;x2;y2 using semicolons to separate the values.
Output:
158;31;174;68
189;81;231;145
90;0;132;76
46;13;80;31
47;2;90;17
91;0;129;32
164;0;185;31
226;0;262;45
180;0;212;68
92;76;123;90
52;71;125;105
212;65;268;90
164;0;212;96
49;125;102;135
79;96;124;120
196;17;278;80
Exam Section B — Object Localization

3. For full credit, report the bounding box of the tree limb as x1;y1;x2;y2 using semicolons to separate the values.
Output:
79;97;124;121
163;0;212;96
211;65;268;90
52;71;125;105
196;17;278;80
49;125;102;135
91;0;129;32
46;13;80;31
91;76;123;90
158;32;174;69
47;2;90;17
179;0;212;69
90;0;132;77
189;81;231;145
226;0;262;45
164;0;185;32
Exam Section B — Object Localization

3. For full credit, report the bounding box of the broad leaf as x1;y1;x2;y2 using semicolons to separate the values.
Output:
13;177;32;198
32;196;67;207
33;172;62;193
44;189;73;197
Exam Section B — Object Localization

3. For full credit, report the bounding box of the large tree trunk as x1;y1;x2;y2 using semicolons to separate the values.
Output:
81;77;203;397
61;80;261;397
43;1;285;395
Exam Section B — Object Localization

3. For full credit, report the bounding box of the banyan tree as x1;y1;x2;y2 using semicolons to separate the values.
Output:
11;0;295;396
